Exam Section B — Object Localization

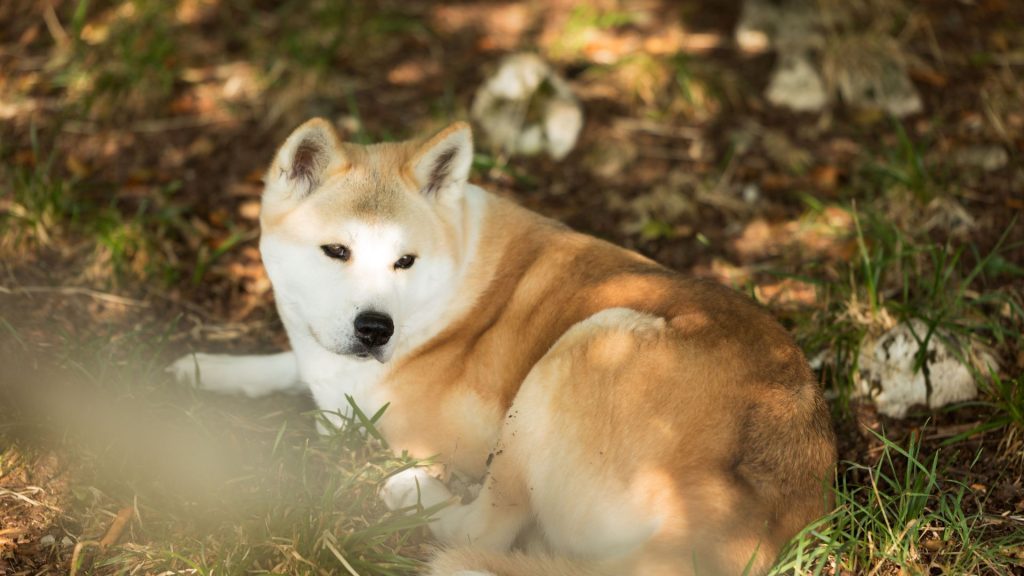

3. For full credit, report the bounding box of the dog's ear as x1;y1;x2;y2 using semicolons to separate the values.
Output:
409;122;473;199
266;118;345;199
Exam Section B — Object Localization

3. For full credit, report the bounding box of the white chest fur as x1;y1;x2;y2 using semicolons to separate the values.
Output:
291;334;392;427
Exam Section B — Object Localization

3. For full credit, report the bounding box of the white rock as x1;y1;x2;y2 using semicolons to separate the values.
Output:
39;535;55;547
955;145;1009;172
766;51;828;112
855;320;997;418
471;53;583;160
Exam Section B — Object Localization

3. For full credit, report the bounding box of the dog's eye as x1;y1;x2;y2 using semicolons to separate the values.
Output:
394;255;417;270
320;244;350;261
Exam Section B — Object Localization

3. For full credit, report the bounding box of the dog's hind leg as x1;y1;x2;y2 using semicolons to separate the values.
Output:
167;351;303;397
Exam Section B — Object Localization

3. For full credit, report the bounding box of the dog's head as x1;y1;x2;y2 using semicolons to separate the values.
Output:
259;119;473;362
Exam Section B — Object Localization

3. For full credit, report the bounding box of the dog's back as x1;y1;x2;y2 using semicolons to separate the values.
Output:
381;193;836;575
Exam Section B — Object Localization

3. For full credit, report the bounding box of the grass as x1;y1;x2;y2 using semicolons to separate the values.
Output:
549;4;642;61
54;0;181;120
0;129;79;254
2;321;436;575
2;0;1023;574
796;202;1022;405
948;372;1024;465
9;317;1020;575
1;135;191;285
865;120;934;203
773;429;1024;575
579;53;722;121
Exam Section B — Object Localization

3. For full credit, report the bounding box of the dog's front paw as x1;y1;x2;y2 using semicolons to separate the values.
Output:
166;352;210;386
381;468;452;511
165;352;241;393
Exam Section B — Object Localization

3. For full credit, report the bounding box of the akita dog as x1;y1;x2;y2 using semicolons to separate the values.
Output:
170;119;836;575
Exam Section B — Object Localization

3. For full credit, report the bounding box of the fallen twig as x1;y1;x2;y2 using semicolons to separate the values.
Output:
0;285;148;308
99;506;134;549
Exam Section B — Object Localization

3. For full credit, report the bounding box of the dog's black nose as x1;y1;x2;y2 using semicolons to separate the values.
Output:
354;312;394;348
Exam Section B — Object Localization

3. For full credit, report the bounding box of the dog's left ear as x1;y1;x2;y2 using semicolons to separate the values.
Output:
409;122;473;199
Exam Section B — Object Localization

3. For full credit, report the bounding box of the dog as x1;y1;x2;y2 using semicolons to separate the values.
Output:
170;119;836;576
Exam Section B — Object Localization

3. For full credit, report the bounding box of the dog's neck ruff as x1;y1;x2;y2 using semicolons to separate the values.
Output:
386;183;490;363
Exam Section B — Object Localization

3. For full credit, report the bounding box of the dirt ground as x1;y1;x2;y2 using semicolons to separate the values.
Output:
1;0;1023;574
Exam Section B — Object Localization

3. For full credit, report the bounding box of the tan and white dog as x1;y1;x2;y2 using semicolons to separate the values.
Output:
170;119;836;576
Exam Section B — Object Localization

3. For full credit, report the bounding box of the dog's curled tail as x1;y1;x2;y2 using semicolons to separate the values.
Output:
427;548;612;576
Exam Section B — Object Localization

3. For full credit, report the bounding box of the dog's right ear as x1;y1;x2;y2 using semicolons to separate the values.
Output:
409;121;473;201
266;118;345;199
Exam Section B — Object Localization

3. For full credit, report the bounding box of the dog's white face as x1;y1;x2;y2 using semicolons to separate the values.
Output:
259;119;473;362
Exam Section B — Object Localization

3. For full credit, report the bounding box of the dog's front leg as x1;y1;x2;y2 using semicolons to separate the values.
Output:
167;351;304;397
382;467;529;551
